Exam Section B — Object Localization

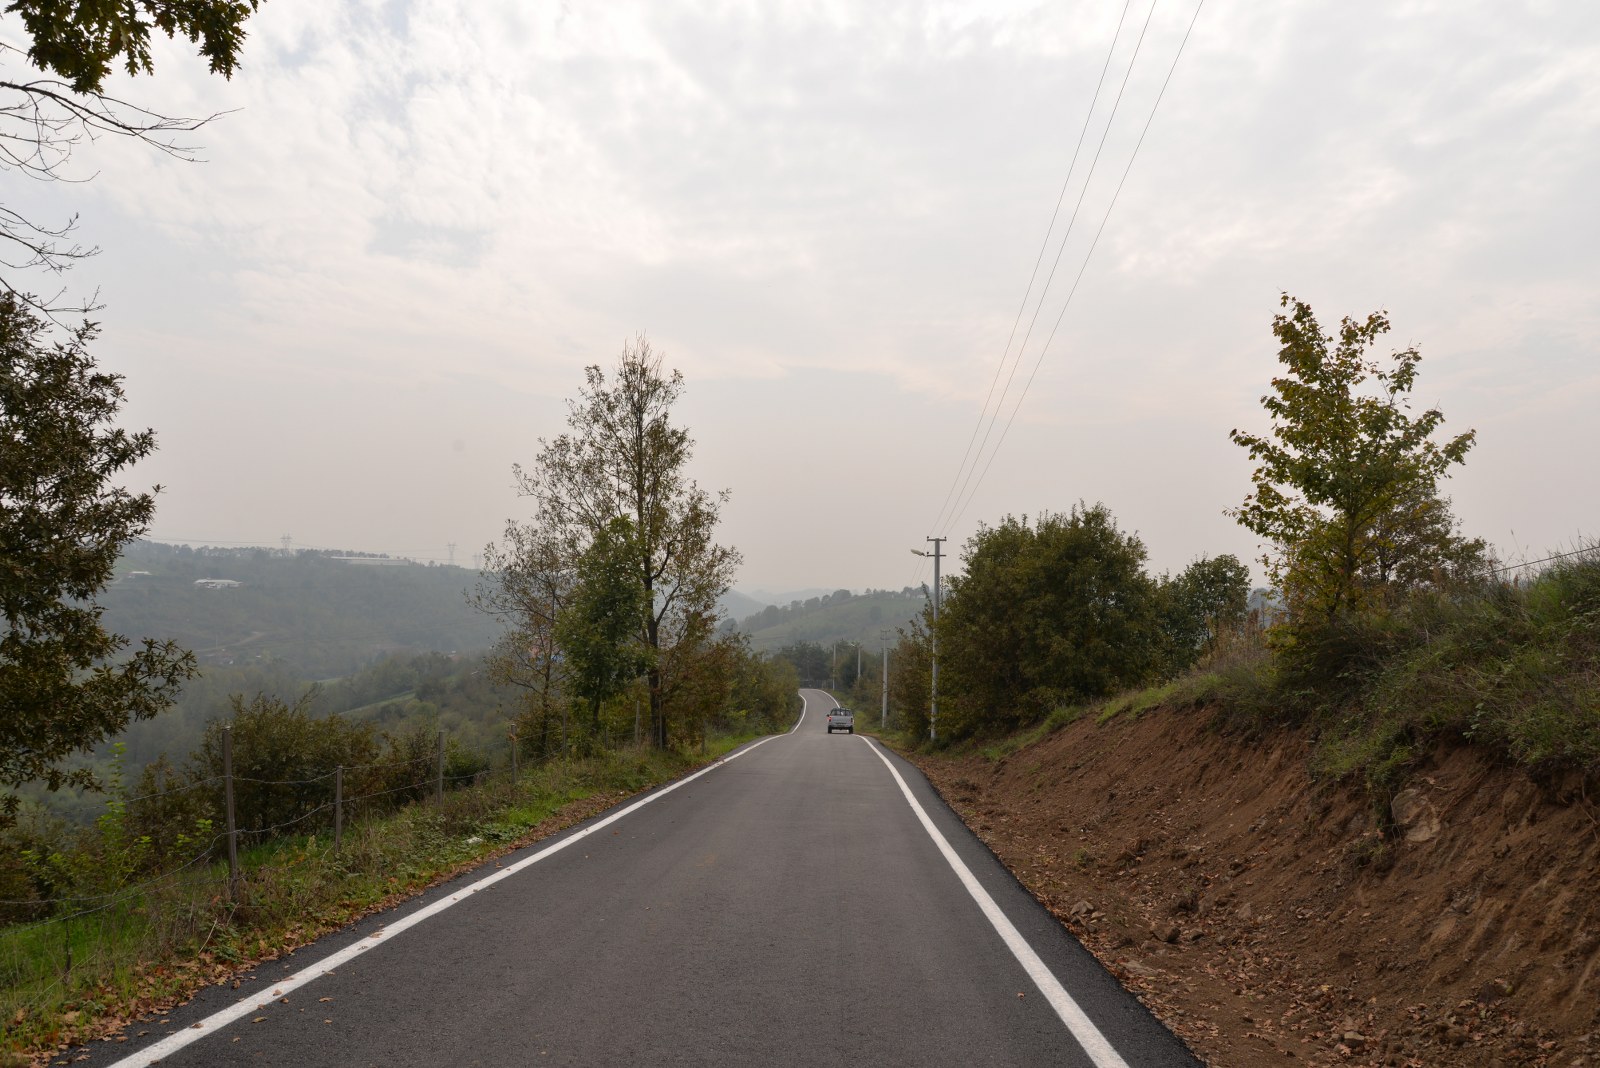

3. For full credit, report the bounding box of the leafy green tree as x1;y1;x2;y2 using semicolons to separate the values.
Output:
726;650;800;734
499;338;741;748
888;611;933;739
188;694;378;843
1157;554;1252;671
940;504;1160;738
10;0;261;92
554;517;651;739
1358;482;1488;596
0;296;195;823
1229;295;1480;624
2;1;265;316
774;640;828;687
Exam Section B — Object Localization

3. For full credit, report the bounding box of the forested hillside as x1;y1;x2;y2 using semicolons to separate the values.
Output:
102;542;500;677
734;587;925;650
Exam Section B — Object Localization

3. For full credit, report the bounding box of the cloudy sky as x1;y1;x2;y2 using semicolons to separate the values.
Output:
7;0;1596;596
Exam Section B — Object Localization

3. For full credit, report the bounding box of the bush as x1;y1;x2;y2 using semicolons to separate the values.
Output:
190;694;380;841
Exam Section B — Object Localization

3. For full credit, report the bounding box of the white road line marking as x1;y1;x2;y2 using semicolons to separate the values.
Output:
859;737;1132;1068
107;736;777;1068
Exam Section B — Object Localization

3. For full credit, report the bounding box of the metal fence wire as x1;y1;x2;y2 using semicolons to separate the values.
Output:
1;727;532;1048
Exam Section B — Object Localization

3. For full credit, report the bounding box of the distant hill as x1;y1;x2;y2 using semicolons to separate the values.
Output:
735;588;926;652
102;542;502;679
718;588;768;621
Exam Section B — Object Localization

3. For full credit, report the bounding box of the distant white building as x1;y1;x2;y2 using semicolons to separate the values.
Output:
194;578;242;589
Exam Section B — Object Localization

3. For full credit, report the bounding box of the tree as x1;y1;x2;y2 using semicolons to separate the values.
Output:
0;295;196;823
554;517;650;741
888;610;932;740
774;640;828;687
1;1;263;317
1358;481;1488;597
475;521;572;760
1157;554;1252;672
1229;295;1480;624
939;504;1161;738
495;337;741;749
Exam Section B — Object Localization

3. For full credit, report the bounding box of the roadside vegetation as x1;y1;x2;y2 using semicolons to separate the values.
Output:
867;297;1598;814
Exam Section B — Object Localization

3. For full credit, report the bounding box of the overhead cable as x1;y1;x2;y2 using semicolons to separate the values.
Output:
947;0;1206;533
937;0;1163;539
925;0;1138;539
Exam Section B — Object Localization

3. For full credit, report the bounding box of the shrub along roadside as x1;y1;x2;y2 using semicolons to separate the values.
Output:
883;552;1600;820
0;735;763;1064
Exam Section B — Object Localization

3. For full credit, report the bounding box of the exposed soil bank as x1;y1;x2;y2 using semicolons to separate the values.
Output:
904;709;1600;1067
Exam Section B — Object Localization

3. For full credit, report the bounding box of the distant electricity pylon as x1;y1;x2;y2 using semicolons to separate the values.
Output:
447;542;457;566
280;534;292;553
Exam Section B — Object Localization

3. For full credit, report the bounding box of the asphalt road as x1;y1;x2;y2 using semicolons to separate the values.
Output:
98;690;1197;1067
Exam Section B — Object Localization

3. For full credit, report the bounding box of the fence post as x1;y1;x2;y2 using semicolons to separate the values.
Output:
223;724;239;902
334;764;343;854
435;730;445;804
510;735;518;783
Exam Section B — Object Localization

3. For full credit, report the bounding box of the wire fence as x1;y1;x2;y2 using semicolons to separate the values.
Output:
0;726;541;1044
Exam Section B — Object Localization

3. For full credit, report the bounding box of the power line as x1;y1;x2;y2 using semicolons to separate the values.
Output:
1488;545;1596;575
947;0;1206;534
937;0;1163;540
926;0;1138;539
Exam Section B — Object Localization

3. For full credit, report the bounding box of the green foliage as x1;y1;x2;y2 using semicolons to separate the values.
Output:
773;640;829;687
10;0;262;94
493;338;741;748
189;694;379;839
0;296;196;823
739;588;926;652
1215;552;1600;798
1156;554;1252;674
555;517;652;730
1229;295;1482;628
938;504;1163;740
887;609;933;740
931;551;1597;825
101;541;501;677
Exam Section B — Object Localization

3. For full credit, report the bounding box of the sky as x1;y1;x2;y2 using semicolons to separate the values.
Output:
6;0;1597;597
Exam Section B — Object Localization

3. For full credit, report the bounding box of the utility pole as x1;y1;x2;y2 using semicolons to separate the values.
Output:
880;628;889;728
831;642;837;692
912;538;944;741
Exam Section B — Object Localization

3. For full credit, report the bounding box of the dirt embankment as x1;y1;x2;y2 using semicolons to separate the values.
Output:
907;710;1600;1067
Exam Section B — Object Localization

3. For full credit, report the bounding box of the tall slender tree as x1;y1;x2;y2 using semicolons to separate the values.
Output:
493;337;740;748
